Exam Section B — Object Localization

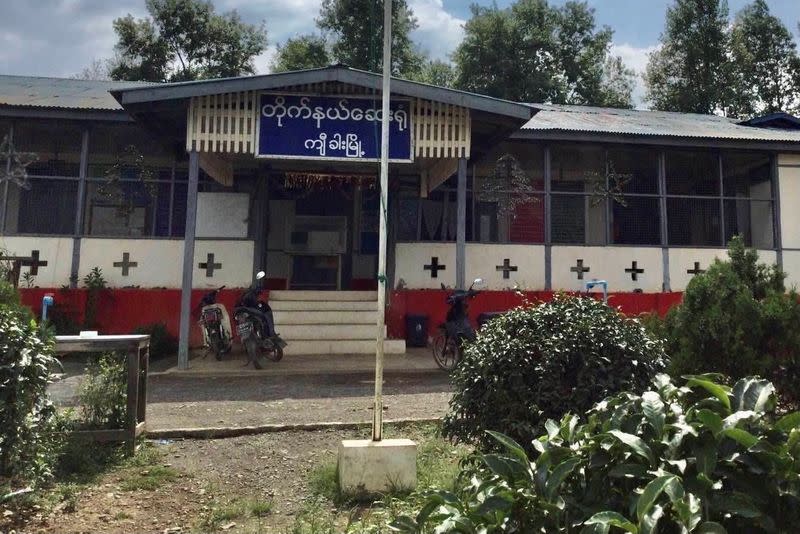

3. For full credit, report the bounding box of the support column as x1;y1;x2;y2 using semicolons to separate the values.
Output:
178;150;200;370
658;150;671;292
544;145;552;290
0;122;13;234
456;157;467;289
70;128;89;288
771;154;783;268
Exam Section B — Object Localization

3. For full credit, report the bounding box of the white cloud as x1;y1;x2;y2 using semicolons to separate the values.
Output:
610;43;659;108
408;0;465;61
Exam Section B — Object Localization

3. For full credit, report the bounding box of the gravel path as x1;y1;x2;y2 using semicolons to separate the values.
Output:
146;372;453;430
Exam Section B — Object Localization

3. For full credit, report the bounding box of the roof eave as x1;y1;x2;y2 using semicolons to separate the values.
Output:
110;67;534;120
0;105;133;122
512;129;800;152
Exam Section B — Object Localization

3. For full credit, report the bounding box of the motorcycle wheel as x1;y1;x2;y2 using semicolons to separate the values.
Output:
244;337;267;369
264;343;283;362
209;331;225;361
432;334;460;371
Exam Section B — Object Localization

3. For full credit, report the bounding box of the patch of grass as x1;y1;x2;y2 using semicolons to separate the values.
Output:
118;443;181;491
119;465;179;491
197;496;274;531
294;422;472;532
113;511;132;520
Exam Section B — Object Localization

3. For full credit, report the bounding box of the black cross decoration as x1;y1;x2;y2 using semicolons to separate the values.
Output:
113;252;138;276
625;261;645;281
199;253;222;277
22;250;48;275
424;256;446;278
496;258;518;279
687;262;705;276
570;259;590;280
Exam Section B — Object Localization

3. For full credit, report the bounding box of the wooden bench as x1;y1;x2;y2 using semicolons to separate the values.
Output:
54;334;150;454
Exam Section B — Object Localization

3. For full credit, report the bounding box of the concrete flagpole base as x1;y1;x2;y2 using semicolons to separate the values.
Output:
337;438;417;494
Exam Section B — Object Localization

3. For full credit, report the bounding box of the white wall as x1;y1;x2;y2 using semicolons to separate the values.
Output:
465;244;545;290
0;236;73;287
394;242;456;289
668;247;777;291
79;238;253;288
778;153;800;286
196;192;250;238
552;246;663;292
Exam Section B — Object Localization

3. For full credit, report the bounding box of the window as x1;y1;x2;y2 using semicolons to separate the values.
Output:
4;178;78;234
472;143;545;243
14;121;83;177
551;144;607;245
721;152;774;248
664;150;775;247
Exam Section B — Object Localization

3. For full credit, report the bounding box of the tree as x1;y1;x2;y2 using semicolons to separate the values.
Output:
109;0;267;82
317;0;423;77
271;34;330;73
453;0;633;107
644;0;730;114
411;59;457;87
728;0;800;117
599;56;636;108
72;59;112;81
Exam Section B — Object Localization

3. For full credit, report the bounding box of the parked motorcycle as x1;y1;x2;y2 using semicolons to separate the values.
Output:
432;278;484;371
233;271;286;369
197;285;233;360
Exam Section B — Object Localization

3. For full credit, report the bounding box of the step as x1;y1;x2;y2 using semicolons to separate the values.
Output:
270;300;377;312
269;290;377;302
274;310;375;325
283;338;406;356
279;324;386;340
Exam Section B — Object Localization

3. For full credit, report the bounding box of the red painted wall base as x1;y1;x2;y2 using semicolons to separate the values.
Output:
19;288;683;348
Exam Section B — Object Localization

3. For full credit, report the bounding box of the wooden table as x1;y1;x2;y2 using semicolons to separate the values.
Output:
54;334;150;454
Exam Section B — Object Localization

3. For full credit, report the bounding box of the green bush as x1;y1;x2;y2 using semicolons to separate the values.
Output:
663;236;800;400
132;322;178;360
393;375;800;533
0;306;58;492
442;295;666;451
78;352;127;430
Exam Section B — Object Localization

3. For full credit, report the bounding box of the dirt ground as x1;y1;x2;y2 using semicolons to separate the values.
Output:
146;372;452;430
10;425;429;534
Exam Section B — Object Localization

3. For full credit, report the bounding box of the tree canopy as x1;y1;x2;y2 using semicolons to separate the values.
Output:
728;0;800;117
271;34;330;73
452;0;634;108
317;0;423;77
109;0;267;82
644;0;730;114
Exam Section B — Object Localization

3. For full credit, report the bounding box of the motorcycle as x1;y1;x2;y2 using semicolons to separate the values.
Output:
432;278;484;371
233;271;287;369
197;285;233;360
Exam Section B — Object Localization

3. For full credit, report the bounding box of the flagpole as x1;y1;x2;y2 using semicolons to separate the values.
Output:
373;0;393;442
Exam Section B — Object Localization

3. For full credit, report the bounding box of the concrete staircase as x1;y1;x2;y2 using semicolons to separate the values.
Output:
270;290;406;356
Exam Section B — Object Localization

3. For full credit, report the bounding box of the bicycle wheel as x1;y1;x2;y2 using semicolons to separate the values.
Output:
432;334;460;371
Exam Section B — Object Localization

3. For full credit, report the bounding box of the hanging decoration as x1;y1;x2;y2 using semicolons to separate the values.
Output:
476;153;540;218
0;133;38;190
587;160;632;207
283;172;377;191
99;144;157;217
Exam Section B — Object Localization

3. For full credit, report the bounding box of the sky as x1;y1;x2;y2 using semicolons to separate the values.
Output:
1;0;799;105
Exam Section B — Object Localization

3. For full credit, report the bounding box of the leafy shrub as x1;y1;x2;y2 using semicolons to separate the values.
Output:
0;279;21;308
78;352;127;430
393;375;800;533
663;236;800;400
132;322;178;360
0;306;58;491
443;295;667;451
81;266;107;329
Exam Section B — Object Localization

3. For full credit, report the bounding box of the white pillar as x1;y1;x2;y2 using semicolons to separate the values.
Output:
178;150;199;370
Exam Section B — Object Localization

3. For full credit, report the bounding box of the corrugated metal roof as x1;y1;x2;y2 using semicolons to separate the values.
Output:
523;103;800;143
0;75;155;111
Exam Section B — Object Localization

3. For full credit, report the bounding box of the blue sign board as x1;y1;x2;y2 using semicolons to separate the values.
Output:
256;94;413;162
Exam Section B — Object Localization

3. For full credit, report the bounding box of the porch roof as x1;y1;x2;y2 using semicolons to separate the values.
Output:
109;65;534;120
